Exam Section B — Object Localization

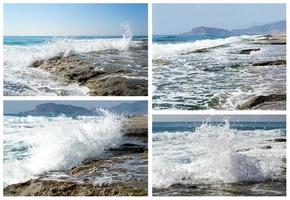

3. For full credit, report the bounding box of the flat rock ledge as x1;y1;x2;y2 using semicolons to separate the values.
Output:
237;94;286;110
252;59;286;66
123;116;148;137
4;179;147;196
31;53;148;96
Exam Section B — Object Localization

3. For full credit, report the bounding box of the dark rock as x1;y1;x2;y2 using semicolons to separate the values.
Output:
87;76;147;96
252;60;286;66
108;143;147;153
237;94;286;110
261;145;272;149
239;48;260;54
181;48;208;55
31;54;148;96
31;60;43;68
4;179;147;196
123;116;148;137
273;138;286;143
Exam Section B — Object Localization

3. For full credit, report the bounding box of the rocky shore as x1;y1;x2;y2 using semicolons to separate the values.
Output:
237;94;286;110
4;116;148;196
31;45;148;96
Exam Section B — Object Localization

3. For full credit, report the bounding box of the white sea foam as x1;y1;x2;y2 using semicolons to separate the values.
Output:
4;111;124;186
3;24;142;96
153;35;255;59
153;122;286;188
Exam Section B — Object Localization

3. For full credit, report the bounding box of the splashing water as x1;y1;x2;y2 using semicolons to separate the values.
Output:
153;121;286;188
4;111;124;186
121;22;133;40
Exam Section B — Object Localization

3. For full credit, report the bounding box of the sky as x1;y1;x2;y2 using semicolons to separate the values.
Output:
154;115;286;123
4;4;148;36
4;100;143;114
153;4;286;35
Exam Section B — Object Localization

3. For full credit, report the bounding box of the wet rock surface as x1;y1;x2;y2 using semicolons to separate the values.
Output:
31;47;148;96
239;48;260;54
252;59;286;66
4;116;148;196
153;180;286;196
237;94;286;110
123;116;148;137
251;34;286;45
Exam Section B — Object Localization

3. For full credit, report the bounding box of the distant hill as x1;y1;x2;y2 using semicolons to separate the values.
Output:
16;101;147;117
19;103;95;117
181;26;230;36
231;20;286;35
180;20;286;36
110;101;148;115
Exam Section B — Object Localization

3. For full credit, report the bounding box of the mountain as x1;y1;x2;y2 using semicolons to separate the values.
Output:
16;101;147;117
180;20;286;36
110;101;147;116
181;26;230;36
19;103;95;117
231;20;286;35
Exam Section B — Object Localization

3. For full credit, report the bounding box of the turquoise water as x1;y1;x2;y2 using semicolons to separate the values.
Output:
153;121;286;133
153;35;226;44
153;120;286;195
152;34;286;110
4;35;147;46
4;35;148;96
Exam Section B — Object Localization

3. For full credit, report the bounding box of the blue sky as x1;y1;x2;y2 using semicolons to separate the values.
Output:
4;4;148;36
154;115;286;122
4;101;144;114
153;4;286;35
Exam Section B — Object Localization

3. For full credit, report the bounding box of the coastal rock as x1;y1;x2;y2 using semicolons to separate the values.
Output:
87;76;147;96
181;48;208;55
273;138;286;143
252;60;286;66
123;116;148;137
239;48;260;54
252;34;286;45
31;52;148;96
4;179;147;196
237;94;286;110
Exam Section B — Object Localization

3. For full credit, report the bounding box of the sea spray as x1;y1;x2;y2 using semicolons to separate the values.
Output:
4;111;124;186
3;30;141;96
153;35;255;59
153;122;285;188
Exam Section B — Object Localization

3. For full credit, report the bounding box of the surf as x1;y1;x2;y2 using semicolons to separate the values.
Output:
153;122;286;188
4;111;124;186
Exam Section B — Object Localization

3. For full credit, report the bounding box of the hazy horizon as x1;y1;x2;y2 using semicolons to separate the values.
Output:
4;4;148;36
153;4;286;35
154;115;286;123
4;101;146;114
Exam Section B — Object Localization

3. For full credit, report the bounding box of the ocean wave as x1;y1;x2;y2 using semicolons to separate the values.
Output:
4;111;124;186
153;35;257;59
153;122;286;188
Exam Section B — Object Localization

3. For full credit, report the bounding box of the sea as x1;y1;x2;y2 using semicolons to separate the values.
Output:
3;111;147;187
153;35;286;110
153;121;286;196
4;33;148;96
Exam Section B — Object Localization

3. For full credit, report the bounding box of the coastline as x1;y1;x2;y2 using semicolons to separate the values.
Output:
4;116;148;196
30;41;148;96
153;34;286;110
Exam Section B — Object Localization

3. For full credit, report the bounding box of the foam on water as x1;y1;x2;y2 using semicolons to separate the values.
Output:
153;35;254;59
153;122;286;188
152;35;286;110
4;111;124;186
4;24;144;96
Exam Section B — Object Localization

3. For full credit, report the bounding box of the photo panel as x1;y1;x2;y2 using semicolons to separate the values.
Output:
3;100;148;196
152;114;286;196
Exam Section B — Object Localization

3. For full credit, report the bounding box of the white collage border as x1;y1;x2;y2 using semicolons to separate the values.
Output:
0;0;288;199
